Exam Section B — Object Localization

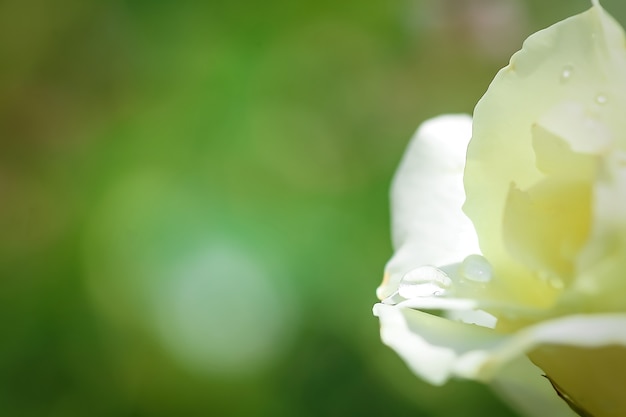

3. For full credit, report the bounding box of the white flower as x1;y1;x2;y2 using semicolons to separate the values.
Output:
374;2;626;417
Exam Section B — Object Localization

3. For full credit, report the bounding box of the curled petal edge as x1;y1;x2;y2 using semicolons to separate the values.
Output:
374;303;626;416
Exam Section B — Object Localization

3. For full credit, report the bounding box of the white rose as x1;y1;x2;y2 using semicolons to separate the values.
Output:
374;2;626;417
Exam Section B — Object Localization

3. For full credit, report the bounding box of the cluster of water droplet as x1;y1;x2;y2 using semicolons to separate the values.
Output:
560;64;609;106
393;255;494;304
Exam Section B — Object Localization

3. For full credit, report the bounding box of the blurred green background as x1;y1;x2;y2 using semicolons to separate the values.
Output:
1;0;624;416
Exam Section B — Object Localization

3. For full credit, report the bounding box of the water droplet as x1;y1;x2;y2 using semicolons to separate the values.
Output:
537;271;564;290
460;255;493;283
560;65;573;83
398;266;451;298
381;291;404;305
596;94;608;105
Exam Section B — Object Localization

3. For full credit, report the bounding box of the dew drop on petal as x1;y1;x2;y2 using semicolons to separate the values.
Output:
398;266;451;298
537;271;564;290
381;291;404;305
460;255;493;283
560;65;573;83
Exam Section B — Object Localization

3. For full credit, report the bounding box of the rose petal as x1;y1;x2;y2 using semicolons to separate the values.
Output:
375;302;626;411
378;115;480;300
489;314;626;417
373;303;503;385
490;355;579;417
465;314;626;380
571;150;626;312
464;1;626;304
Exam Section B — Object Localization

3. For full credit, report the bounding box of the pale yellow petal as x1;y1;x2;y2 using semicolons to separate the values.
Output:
490;355;578;417
464;2;626;307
